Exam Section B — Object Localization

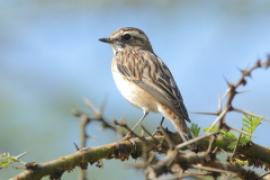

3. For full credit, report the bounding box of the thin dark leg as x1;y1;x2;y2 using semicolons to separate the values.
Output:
132;111;149;130
160;116;165;126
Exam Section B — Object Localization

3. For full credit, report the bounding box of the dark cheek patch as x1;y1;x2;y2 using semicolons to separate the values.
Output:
132;37;145;46
133;36;144;42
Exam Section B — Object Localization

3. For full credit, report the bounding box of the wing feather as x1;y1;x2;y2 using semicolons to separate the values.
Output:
115;49;190;122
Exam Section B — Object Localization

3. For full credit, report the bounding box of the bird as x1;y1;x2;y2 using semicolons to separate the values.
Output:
99;27;193;143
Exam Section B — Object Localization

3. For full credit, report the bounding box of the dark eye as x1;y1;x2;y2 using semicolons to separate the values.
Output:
122;34;131;41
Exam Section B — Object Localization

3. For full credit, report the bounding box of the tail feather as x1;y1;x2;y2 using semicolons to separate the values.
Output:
158;104;197;151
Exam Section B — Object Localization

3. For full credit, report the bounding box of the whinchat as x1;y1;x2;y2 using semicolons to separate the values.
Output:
99;27;193;143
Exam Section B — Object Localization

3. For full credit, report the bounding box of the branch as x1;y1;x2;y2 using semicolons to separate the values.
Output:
10;131;270;180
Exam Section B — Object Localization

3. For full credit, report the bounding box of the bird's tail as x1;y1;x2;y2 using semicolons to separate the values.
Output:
158;105;197;151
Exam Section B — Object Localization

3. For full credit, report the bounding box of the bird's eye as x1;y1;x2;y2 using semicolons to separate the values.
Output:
122;34;131;41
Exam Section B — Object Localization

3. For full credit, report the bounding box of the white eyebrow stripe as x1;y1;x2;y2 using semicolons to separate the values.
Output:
111;30;148;41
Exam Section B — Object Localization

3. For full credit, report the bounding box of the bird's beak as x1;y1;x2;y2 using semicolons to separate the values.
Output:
99;37;112;44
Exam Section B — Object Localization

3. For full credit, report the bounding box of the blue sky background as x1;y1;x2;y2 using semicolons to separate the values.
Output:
1;1;270;179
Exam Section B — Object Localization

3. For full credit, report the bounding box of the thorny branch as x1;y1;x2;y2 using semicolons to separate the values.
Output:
11;57;270;180
73;98;118;180
10;128;270;180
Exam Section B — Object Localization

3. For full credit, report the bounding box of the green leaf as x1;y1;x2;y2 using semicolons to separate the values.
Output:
0;153;19;169
221;130;237;140
240;114;262;146
204;125;218;133
204;125;237;150
190;123;200;137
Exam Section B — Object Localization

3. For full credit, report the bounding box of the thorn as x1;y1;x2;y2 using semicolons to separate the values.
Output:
84;98;101;118
237;66;243;73
72;109;82;117
100;95;109;114
229;126;251;136
217;95;223;111
223;76;232;87
224;77;236;90
208;109;228;130
176;132;218;150
236;90;249;95
234;108;266;120
265;56;270;68
192;164;232;174
73;142;80;151
192;111;218;116
15;152;28;160
256;59;262;67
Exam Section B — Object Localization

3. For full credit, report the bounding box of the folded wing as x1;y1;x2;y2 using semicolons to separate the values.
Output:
115;50;190;122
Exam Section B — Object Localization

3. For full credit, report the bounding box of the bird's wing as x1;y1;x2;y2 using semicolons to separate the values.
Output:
115;50;190;122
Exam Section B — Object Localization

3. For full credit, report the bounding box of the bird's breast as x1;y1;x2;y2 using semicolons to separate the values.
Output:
111;61;158;112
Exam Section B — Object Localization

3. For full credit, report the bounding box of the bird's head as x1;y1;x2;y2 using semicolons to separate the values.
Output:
99;27;153;53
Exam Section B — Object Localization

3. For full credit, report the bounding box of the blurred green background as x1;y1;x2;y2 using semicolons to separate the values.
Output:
1;0;270;179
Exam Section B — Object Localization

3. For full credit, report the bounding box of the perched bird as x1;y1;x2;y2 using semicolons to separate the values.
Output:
99;27;193;143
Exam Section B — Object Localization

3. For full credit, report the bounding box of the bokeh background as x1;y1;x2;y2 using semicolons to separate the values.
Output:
1;0;270;179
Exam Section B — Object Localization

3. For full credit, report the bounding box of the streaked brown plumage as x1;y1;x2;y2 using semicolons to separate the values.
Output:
99;27;193;142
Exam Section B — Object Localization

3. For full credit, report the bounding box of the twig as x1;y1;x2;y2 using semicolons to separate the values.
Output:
231;131;243;159
192;164;236;175
15;152;28;161
176;132;218;150
234;108;270;123
260;171;270;179
113;120;148;144
78;114;90;180
159;126;175;150
140;125;159;144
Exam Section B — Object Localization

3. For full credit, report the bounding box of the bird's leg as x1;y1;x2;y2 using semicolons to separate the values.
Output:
152;116;165;135
160;116;165;127
132;111;149;131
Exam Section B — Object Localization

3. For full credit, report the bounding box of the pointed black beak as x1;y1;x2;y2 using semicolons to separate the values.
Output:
99;37;112;43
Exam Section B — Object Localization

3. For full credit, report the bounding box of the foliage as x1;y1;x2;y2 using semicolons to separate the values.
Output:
239;114;262;146
204;124;237;150
0;153;18;169
204;114;262;150
190;123;200;137
0;152;25;169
